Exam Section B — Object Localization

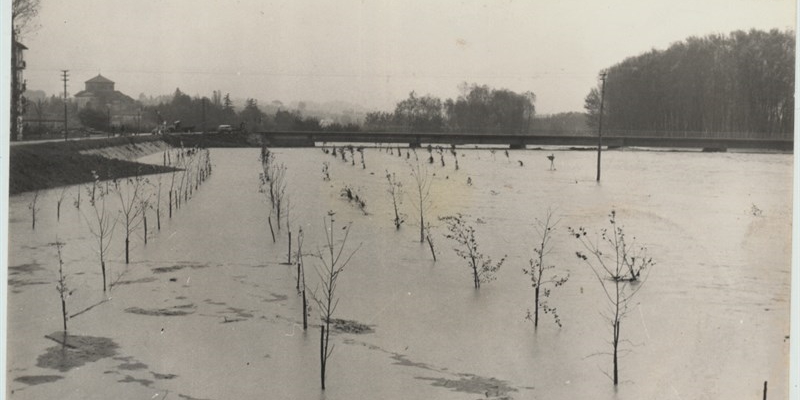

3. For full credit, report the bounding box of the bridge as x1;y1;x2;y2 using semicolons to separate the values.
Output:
253;131;793;151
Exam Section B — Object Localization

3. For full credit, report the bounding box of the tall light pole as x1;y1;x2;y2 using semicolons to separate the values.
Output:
596;71;607;182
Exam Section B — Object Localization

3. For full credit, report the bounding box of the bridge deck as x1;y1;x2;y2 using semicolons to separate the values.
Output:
253;131;792;151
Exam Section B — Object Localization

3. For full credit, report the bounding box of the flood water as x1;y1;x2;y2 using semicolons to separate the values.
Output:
5;146;792;399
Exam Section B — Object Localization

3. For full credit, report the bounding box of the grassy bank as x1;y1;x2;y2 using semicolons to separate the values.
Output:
9;136;178;195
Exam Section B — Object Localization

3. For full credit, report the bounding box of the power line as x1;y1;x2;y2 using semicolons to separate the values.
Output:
27;67;598;80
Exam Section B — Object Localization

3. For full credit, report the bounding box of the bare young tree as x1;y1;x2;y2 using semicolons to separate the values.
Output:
115;175;145;264
137;180;153;245
259;159;288;242
322;162;331;181
358;147;366;169
523;210;569;329
154;173;163;230
424;222;436;261
296;228;309;331
313;212;361;390
168;150;181;218
270;163;288;230
83;174;116;292
409;160;433;243
385;171;405;230
440;213;506;289
569;210;655;385
55;186;68;222
72;185;81;210
52;239;69;332
284;195;297;264
28;190;40;230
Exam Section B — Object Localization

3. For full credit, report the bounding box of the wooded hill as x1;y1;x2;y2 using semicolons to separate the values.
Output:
586;29;794;139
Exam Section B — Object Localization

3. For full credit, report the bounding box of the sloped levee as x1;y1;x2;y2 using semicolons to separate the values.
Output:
9;136;177;194
78;140;170;161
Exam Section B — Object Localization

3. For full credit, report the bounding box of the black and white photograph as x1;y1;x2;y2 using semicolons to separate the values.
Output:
2;1;797;399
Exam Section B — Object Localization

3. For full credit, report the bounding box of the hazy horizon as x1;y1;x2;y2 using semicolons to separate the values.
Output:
13;0;796;114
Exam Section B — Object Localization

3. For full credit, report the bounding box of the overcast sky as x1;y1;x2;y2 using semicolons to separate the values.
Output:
15;0;796;114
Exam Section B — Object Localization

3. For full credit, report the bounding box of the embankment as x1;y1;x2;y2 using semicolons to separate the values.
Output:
9;136;178;195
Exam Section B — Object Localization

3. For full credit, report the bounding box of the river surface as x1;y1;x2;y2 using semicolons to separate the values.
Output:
5;147;792;399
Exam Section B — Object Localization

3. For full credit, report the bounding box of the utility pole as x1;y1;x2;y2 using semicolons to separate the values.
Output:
596;71;607;182
61;70;69;141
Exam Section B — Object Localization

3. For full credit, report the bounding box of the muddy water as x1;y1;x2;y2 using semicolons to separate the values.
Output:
6;147;792;400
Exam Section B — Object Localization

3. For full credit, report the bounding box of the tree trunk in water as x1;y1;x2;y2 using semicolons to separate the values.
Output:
57;202;61;222
101;260;107;292
288;232;292;264
302;290;308;330
125;236;130;264
613;322;619;385
169;191;173;218
156;208;161;230
426;234;436;261
419;210;424;243
296;261;300;291
534;285;540;329
268;217;276;243
320;325;326;390
143;214;148;245
61;296;67;332
394;206;401;229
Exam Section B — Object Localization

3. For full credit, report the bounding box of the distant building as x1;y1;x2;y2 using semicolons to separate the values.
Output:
10;40;27;141
75;74;139;129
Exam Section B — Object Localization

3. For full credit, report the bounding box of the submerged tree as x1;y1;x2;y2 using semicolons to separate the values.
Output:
385;171;404;229
154;173;164;230
296;228;309;331
83;173;117;292
137;183;153;245
115;175;145;264
56;186;68;222
259;157;288;240
523;210;569;329
409;160;433;243
440;213;506;288
312;212;361;390
52;240;69;332
569;210;655;385
28;190;40;230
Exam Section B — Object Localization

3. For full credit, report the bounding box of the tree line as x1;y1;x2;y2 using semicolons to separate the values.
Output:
365;83;537;134
585;29;794;138
142;89;360;133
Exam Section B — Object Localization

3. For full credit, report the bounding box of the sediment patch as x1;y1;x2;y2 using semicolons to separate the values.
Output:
9;262;43;275
415;374;518;399
14;375;63;386
328;318;375;334
152;264;210;274
125;304;195;316
37;333;119;372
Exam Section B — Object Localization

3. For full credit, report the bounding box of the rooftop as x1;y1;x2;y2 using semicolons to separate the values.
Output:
86;74;114;84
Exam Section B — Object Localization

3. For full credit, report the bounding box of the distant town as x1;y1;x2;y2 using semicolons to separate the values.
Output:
10;29;794;143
